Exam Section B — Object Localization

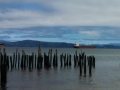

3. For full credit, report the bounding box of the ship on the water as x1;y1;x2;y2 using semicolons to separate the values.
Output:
0;43;4;48
73;43;96;48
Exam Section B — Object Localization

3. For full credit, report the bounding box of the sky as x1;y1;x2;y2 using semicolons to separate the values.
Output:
0;0;120;44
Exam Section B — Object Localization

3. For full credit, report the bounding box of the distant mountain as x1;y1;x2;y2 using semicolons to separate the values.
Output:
109;43;120;46
0;40;8;43
1;40;120;48
3;40;73;48
95;44;120;49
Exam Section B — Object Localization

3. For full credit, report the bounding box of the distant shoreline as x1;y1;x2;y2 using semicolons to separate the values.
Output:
1;40;120;49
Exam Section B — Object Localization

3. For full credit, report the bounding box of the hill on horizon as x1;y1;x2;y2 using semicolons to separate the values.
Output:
1;40;120;48
1;40;74;48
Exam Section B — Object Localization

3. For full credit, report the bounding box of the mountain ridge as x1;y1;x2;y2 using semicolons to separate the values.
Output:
1;40;73;48
1;40;120;48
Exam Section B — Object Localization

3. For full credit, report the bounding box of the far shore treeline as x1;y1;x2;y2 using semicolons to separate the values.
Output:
1;40;120;48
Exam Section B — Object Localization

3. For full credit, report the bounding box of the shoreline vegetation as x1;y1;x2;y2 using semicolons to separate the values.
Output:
0;40;120;48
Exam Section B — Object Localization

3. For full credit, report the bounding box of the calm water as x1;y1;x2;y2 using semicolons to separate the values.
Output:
1;48;120;90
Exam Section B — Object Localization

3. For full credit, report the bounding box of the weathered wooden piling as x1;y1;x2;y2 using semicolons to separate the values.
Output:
84;55;86;76
29;55;31;70
21;50;25;69
74;55;77;67
1;48;7;87
55;49;58;67
29;54;34;70
10;56;12;69
79;56;82;76
26;55;28;67
75;50;78;66
89;56;92;76
1;64;7;87
37;57;39;69
37;55;43;69
81;52;85;66
64;54;66;67
50;49;52;67
44;53;50;68
23;55;26;69
13;53;15;69
35;54;36;68
69;55;71;66
15;48;18;68
60;54;63;67
37;43;43;69
53;54;55;67
31;52;34;69
92;56;95;68
6;56;9;69
18;53;20;69
87;56;89;66
21;55;23;69
66;54;68;67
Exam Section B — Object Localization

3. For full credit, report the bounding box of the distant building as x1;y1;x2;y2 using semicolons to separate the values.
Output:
0;43;4;48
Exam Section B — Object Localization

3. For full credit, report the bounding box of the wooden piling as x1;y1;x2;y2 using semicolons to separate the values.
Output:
80;57;82;76
1;48;7;86
21;54;23;69
1;64;7;87
60;54;63;67
18;53;20;69
84;55;86;76
31;53;34;69
64;54;66;67
37;57;39;70
89;56;92;76
74;55;76;67
92;56;95;68
26;55;28;67
35;54;36;68
10;56;12;69
15;48;18;68
55;49;58;67
66;54;68;67
23;55;26;69
13;53;15;69
50;49;52;67
53;54;55;67
69;55;71;67
6;56;9;69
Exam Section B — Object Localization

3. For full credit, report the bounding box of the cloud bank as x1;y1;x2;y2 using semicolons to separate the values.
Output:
0;0;120;44
0;0;120;28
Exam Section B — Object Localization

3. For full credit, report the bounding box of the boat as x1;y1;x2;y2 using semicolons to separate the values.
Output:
73;43;96;48
0;43;4;48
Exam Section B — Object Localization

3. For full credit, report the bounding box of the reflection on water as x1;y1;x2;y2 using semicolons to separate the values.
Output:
0;85;7;90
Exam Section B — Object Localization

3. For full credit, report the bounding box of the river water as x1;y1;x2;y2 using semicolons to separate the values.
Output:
1;48;120;90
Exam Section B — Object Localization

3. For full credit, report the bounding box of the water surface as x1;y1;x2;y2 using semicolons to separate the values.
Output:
1;48;120;90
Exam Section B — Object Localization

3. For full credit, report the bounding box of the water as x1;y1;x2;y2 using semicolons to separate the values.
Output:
1;48;120;90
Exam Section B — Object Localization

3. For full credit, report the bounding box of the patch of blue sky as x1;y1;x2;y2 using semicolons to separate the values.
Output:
0;3;56;13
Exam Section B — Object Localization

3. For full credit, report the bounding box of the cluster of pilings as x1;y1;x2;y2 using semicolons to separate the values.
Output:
73;50;95;76
60;54;72;67
0;49;96;70
0;47;96;87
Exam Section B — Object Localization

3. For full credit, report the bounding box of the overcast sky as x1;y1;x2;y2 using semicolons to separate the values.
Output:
0;0;120;44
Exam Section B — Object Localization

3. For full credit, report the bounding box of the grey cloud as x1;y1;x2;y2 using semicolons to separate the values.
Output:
0;35;11;39
1;0;120;28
